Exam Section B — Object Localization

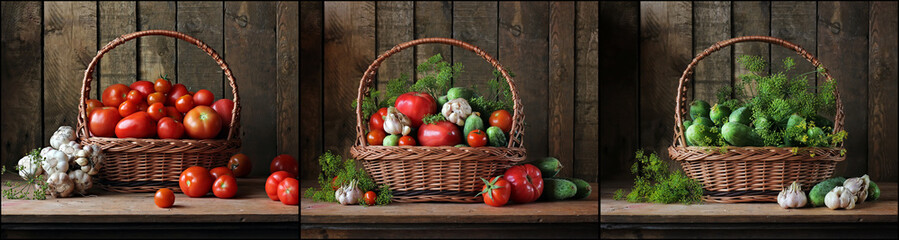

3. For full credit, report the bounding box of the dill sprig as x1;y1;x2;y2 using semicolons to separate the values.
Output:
2;148;50;200
618;149;704;204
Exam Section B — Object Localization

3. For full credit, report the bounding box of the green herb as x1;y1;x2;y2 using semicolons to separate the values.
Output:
375;184;392;206
613;189;625;200
622;149;704;204
421;113;446;125
303;151;391;204
1;149;50;200
412;53;461;98
470;69;515;115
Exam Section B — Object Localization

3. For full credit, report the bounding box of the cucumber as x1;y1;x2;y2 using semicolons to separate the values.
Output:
807;127;826;147
686;124;716;146
683;120;695;146
754;116;772;130
868;181;881;201
486;126;507;147
530;157;563;178
693;117;714;127
540;178;577;201
721;122;762;146
683;120;693;129
710;104;731;126
463;113;486;137
690;100;711;120
447;87;475;102
809;177;846;207
437;95;449;107
784;114;806;147
562;178;592;199
729;106;752;125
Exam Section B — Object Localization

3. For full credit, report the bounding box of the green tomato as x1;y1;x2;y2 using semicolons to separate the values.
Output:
383;134;400;146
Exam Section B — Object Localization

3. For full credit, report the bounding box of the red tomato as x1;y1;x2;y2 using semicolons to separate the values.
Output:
503;164;544;204
417;121;462;146
175;94;194;113
183;106;222;139
467;129;488;147
147;102;166;121
147;92;166;106
89;107;121;137
157;117;185;139
477;176;512;207
489;110;513;133
228;153;252;178
85;99;104;117
102;84;131;107
126;90;145;103
398;135;416;146
129;80;155;97
193;89;215;106
212;175;237;199
363;191;376;206
118;100;140;118
154;188;175;208
270;154;298;176
368;107;388;131
394;92;438;127
211;99;235;129
367;129;387;146
154;77;172;93
138;101;149;112
266;171;296;201
278;178;299;205
115;111;156;138
164;106;183;122
209;166;233;180
331;176;339;191
179;166;213;198
166;83;189;106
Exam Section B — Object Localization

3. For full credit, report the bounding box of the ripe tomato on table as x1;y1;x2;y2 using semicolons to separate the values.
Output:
503;164;544;204
363;191;376;206
228;153;252;178
212;175;237;199
154;188;175;208
278;178;299;205
156;117;184;139
209;166;233;180
102;84;131;107
179;166;213;198
265;171;295;201
476;176;512;207
193;89;214;106
89;107;121;137
175;95;194;113
129;80;155;97
489;110;513;134
270;154;298;176
115;112;156;138
183;106;222;139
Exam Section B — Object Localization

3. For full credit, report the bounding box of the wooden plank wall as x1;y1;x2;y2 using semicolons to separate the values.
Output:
300;1;600;182
0;1;299;178
600;1;898;182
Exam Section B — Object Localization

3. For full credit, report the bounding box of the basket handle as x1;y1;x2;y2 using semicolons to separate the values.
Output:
354;38;524;148
76;30;241;141
672;35;844;148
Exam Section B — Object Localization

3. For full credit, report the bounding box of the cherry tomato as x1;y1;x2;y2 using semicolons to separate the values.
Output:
154;188;175;208
126;90;145;103
130;80;155;97
147;102;166;121
367;129;387;146
118;101;140;118
270;154;298;176
467;129;488;147
102;84;131;107
331;176;339;191
164;106;183;122
212;175;237;199
183;106;222;139
278;178;299;205
363;191;377;206
228;153;252;178
137;101;149;112
157;117;185;139
489;110;513;134
266;171;296;201
477;176;512;207
154;77;172;93
209;166;233;180
175;94;194;113
147;92;166;106
85;99;104;117
193;89;215;106
179;166;213;198
115;111;156;138
89;107;121;137
368;107;388;131
211;99;235;130
398;135;417;146
166;83;189;106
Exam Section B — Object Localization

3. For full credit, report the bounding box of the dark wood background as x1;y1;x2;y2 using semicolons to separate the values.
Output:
299;1;599;182
0;1;298;177
600;1;898;182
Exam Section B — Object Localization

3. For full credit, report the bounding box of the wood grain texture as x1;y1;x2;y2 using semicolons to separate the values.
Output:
575;1;599;182
452;1;497;91
375;1;413;90
277;1;299;170
176;1;224;97
599;1;639;179
225;2;278;177
137;1;176;81
732;1;770;94
43;1;97;146
868;1;899;182
500;2;550;163
1;1;42;169
98;1;137;92
771;1;816;87
639;1;692;174
323;1;375;157
549;1;575;178
300;1;323;180
692;1;731;104
414;1;453;81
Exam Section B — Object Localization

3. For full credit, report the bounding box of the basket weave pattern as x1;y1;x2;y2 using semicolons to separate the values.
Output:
667;36;846;203
350;38;527;203
76;30;241;193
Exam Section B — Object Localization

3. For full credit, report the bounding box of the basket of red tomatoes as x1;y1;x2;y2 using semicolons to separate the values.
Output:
76;30;241;193
350;38;526;203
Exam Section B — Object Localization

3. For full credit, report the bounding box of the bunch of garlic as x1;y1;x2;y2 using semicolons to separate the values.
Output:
777;181;807;209
335;179;363;205
441;98;472;126
383;107;412;136
824;186;857;210
16;126;105;198
842;174;870;204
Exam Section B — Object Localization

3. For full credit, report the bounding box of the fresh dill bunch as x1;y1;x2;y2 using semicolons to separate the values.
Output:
411;53;460;98
375;184;392;206
613;189;625;200
304;151;386;203
1;148;50;200
648;171;704;204
421;113;447;125
624;149;704;204
470;69;516;115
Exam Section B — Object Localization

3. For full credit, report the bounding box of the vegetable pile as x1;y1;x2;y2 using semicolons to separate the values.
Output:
684;56;847;151
613;150;704;204
803;174;880;210
303;151;392;206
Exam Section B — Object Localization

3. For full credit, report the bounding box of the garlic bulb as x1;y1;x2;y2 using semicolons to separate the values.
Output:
824;186;857;210
383;107;412;136
441;98;472;126
46;172;74;198
777;181;807;209
843;174;870;203
335;179;363;205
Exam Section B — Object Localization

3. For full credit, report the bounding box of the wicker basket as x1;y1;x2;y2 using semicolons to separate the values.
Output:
668;36;846;203
350;38;527;203
75;30;241;193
